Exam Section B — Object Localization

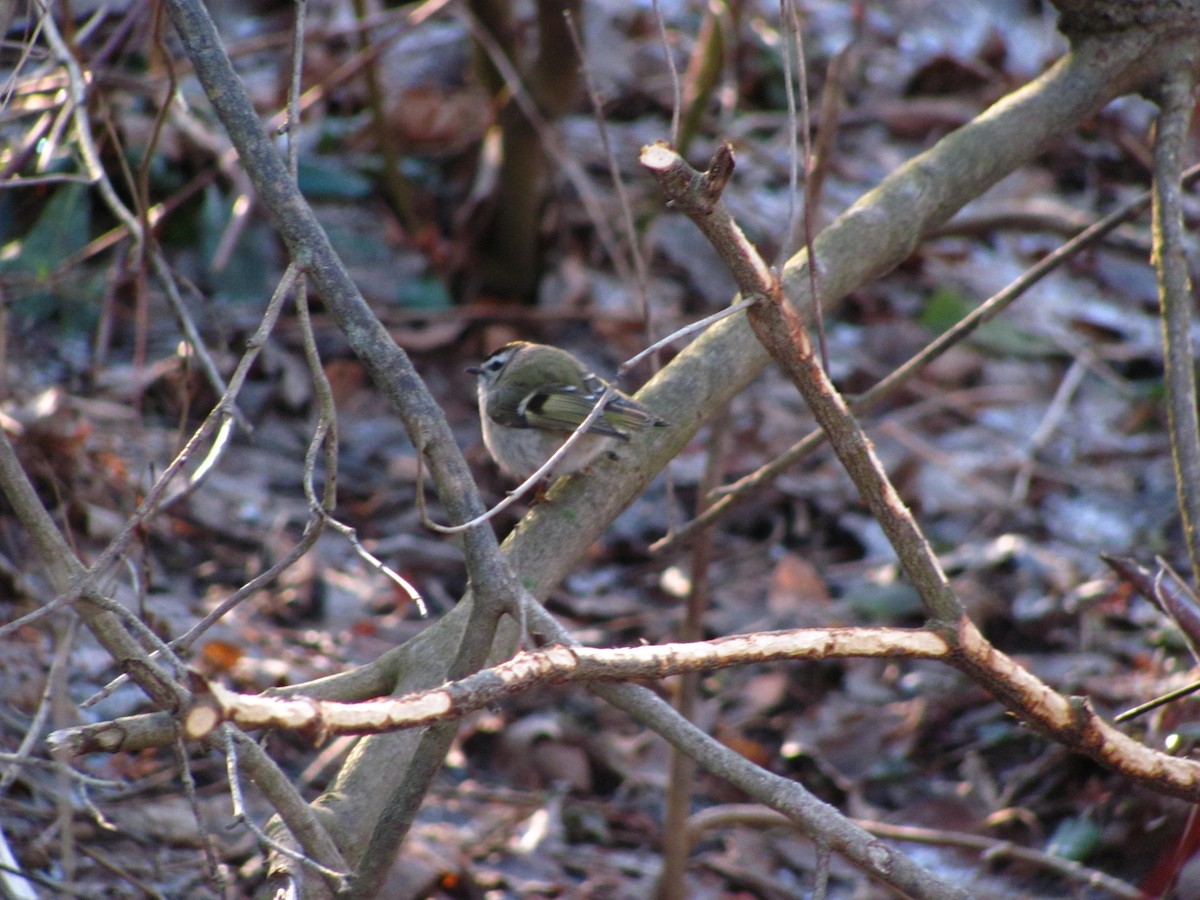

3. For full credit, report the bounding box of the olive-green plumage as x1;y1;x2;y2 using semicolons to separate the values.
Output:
469;341;666;478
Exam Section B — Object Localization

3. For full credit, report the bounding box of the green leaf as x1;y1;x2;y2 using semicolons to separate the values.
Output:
297;159;374;199
1045;816;1101;862
846;582;923;622
920;287;1056;358
0;182;92;278
200;184;274;301
918;288;973;334
396;276;452;311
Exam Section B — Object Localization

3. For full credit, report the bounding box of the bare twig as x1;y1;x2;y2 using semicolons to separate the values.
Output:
620;298;758;375
1151;67;1200;575
0;617;78;796
684;805;1142;899
658;407;730;900
71;14;524;884
653;162;1200;553
1009;356;1088;504
650;0;683;147
641;137;1200;807
77;271;303;706
643;141;965;625
350;0;418;232
292;245;426;614
777;0;805;265
780;0;827;370
32;0;141;243
174;727;223;888
184;628;953;739
149;250;250;431
854;819;1142;899
222;726;349;889
564;10;655;336
0;429;185;711
676;1;726;155
461;6;635;285
0;266;299;644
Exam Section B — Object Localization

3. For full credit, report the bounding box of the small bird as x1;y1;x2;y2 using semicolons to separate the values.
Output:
469;341;667;479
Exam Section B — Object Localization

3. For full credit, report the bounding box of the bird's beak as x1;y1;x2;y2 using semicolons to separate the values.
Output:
465;365;480;375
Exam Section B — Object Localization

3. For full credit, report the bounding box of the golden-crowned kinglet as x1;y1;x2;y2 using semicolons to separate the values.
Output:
468;341;667;478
